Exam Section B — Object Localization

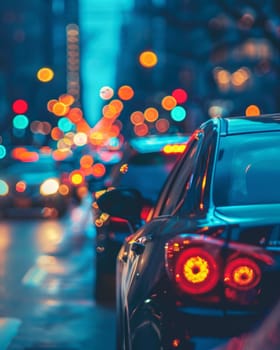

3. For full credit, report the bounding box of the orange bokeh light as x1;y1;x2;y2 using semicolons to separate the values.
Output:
130;111;144;125
161;95;177;111
118;85;134;100
67;107;83;123
139;51;158;68
80;155;94;168
52;102;69;116
59;94;75;106
92;163;106;178
245;104;261;117
37;67;54;82
144;107;159;122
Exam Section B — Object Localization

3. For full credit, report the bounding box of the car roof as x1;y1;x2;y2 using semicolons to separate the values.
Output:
216;114;280;135
129;134;190;153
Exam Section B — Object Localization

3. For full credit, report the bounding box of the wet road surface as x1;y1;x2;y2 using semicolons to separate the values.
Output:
0;196;116;350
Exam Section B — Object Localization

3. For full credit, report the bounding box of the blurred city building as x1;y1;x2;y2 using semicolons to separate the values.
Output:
0;0;79;145
0;0;280;144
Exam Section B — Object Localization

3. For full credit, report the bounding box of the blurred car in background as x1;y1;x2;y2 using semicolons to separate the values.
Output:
0;146;72;218
96;114;280;350
92;133;190;303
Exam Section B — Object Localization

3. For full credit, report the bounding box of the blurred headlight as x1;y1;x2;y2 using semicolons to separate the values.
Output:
40;178;60;196
0;179;9;196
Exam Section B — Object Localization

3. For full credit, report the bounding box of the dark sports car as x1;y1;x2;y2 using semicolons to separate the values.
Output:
92;133;189;303
96;114;280;350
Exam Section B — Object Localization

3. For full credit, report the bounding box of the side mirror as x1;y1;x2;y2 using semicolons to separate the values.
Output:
96;187;143;226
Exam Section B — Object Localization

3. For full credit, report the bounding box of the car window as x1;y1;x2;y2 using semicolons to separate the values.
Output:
153;135;202;217
213;130;280;206
108;152;179;202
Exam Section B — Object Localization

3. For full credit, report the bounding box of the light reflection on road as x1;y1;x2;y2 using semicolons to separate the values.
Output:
0;223;11;277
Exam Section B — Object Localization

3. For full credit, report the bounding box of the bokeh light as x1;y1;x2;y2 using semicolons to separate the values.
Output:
161;95;177;111
73;132;87;146
92;163;106;178
245;104;261;116
13;114;29;129
0;145;6;159
51;127;64;141
130;111;145;125
37;67;54;82
58;94;75;106
52;102;69;117
134;123;149;136
69;170;84;186
172;88;188;104
12;99;28;114
118;85;134;100
99;86;114;100
170;106;187;122
67;107;83;123
144;107;159;122
155;118;170;133
139;50;158;68
80;155;94;168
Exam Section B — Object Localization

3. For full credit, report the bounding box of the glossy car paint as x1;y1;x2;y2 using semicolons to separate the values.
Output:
97;115;280;350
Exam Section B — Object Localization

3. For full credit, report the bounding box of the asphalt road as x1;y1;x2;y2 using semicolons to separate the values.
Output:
0;196;116;350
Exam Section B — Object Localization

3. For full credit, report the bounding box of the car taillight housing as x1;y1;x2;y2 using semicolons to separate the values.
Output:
165;233;274;305
174;247;220;295
224;257;261;291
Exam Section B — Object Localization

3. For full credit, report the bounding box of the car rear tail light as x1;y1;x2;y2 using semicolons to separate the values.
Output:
174;247;220;295
224;257;261;291
165;234;275;305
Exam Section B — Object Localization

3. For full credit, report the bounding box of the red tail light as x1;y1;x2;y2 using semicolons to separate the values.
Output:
174;247;220;294
165;234;274;305
224;257;261;291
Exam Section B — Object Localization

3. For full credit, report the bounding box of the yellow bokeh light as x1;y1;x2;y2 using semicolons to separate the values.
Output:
52;102;69;117
70;171;84;185
37;67;54;82
139;51;158;68
109;99;124;113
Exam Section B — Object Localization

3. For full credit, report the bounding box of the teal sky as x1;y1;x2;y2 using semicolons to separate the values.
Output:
79;0;133;127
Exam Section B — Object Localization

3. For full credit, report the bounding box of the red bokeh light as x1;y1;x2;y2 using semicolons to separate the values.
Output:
171;89;188;104
12;99;28;114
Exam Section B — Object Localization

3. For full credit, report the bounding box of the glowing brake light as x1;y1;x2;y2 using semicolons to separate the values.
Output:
224;257;261;291
162;144;186;154
174;247;219;294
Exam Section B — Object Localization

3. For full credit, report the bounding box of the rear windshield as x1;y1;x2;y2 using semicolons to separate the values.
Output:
213;131;280;206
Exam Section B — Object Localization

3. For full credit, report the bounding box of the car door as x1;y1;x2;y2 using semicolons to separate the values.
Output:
119;132;205;304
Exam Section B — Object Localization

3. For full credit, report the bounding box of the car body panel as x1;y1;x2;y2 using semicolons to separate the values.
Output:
96;115;280;349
